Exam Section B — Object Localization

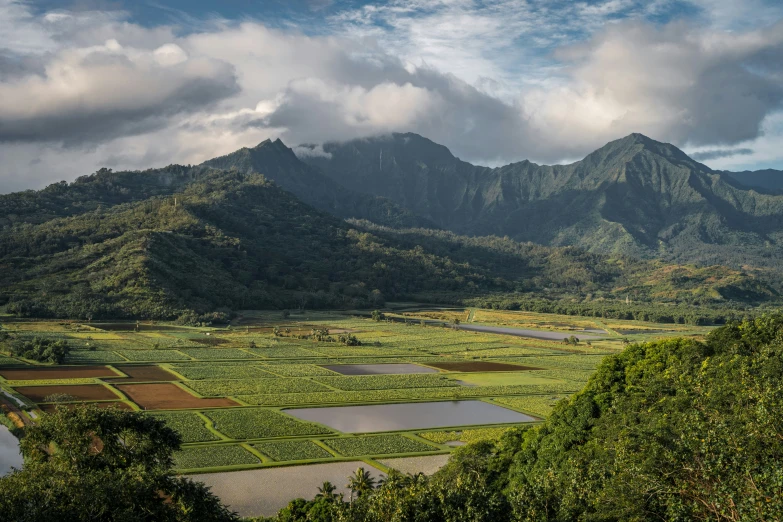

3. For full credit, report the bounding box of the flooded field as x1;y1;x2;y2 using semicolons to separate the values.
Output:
0;426;22;476
192;461;386;517
285;400;536;433
321;363;438;375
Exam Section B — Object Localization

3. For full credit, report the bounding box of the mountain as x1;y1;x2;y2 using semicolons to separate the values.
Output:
298;133;783;273
201;139;435;229
0;165;772;321
723;169;783;192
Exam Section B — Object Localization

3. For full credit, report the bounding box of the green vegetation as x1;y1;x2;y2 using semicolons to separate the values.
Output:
419;426;515;444
175;445;259;470
186;377;331;396
150;412;221;443
0;405;236;521
313;374;457;391
254;440;334;462
325;435;436;457
170;364;274;380
0;145;777;323
261;314;783;522
10;337;70;363
204;408;333;439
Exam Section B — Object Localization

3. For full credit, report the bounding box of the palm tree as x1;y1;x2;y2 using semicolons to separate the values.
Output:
347;467;376;501
316;481;338;501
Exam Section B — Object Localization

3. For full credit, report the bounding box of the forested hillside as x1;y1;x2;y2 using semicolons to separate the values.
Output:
260;314;783;522
202;139;434;229
0;167;774;321
300;133;783;272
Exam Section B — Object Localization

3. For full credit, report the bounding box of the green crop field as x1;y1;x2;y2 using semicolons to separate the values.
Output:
204;408;333;439
325;435;438;457
0;306;710;472
174;445;260;470
254;440;334;462
150;412;222;443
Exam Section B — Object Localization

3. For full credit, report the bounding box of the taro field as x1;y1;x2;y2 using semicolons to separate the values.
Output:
0;308;711;474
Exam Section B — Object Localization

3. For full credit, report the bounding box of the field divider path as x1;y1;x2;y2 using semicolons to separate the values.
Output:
240;443;270;464
196;411;232;441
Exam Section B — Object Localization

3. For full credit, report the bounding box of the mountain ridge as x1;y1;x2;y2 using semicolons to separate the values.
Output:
296;132;783;272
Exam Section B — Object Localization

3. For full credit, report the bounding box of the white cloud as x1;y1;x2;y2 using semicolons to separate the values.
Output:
0;1;782;194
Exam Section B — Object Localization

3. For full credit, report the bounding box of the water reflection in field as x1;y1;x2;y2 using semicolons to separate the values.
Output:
285;400;536;433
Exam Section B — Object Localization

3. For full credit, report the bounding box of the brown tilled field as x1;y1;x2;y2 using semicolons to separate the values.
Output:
426;361;542;372
115;383;239;410
15;384;121;402
0;365;121;380
39;401;133;413
109;365;180;383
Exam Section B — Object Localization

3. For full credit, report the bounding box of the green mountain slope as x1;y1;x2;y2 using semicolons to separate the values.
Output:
0;167;773;320
724;168;783;192
299;133;783;271
201;139;435;228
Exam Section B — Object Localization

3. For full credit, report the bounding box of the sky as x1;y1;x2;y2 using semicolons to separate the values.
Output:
1;0;782;193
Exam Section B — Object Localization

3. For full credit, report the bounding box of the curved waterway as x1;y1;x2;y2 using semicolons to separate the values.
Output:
0;426;22;476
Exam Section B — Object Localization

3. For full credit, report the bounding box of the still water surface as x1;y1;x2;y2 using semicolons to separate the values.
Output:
0;426;22;476
285;400;536;433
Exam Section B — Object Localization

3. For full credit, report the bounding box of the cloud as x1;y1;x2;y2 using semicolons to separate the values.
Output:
691;148;754;161
1;1;783;194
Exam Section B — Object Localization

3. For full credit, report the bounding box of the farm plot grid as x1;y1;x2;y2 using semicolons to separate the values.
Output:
0;309;692;472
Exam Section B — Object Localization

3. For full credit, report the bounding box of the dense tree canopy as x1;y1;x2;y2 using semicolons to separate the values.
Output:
0;406;238;522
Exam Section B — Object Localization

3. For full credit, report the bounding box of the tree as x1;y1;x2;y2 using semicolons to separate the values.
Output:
371;310;384;321
11;337;70;364
0;405;238;522
347;467;376;501
316;481;338;501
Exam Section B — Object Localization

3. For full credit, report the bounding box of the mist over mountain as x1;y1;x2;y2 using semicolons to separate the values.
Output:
298;133;783;272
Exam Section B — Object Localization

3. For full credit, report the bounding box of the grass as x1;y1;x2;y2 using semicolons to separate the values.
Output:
204;408;333;439
492;395;568;418
185;378;332;396
325;435;437;457
115;350;191;362
3;306;698;469
179;348;260;360
418;426;518;444
254;440;334;462
150;411;221;443
169;364;275;380
174;445;260;470
448;372;565;387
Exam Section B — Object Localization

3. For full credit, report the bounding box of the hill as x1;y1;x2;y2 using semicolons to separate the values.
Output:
724;168;783;192
298;133;783;273
0;166;773;321
201;139;435;229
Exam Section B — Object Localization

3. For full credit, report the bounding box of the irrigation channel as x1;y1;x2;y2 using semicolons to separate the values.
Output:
0;426;22;476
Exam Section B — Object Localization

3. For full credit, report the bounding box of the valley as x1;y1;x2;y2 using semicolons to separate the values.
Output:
0;306;710;516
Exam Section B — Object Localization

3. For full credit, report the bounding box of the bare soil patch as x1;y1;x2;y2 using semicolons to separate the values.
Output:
109;365;180;383
0;366;120;380
426;361;542;372
15;384;120;403
116;383;239;410
39;402;133;413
